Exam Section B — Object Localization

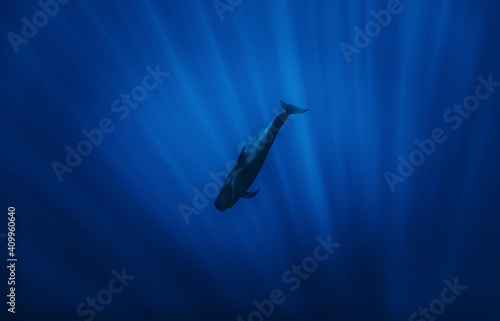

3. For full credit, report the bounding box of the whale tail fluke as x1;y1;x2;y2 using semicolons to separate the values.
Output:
280;100;308;114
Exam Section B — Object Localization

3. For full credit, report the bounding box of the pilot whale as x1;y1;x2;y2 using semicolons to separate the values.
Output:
215;101;308;211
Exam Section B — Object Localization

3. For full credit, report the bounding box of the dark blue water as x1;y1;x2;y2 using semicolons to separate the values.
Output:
1;1;500;320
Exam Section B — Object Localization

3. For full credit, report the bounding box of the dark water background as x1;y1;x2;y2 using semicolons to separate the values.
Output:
1;1;500;320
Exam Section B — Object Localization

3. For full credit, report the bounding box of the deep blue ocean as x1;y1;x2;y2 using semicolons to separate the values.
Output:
1;1;500;320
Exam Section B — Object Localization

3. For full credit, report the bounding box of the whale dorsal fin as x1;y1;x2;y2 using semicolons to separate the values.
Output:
242;189;260;198
237;147;246;163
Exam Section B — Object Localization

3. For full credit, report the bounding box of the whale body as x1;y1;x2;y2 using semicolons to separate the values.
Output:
215;101;308;211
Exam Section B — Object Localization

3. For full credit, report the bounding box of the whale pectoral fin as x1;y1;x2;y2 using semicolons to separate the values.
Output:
242;189;260;198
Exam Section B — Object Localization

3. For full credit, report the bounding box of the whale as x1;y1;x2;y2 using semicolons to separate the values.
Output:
215;101;308;211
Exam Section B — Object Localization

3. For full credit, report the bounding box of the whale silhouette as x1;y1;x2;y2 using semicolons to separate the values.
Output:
215;101;308;211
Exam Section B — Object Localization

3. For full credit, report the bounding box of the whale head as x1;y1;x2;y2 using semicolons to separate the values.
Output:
215;175;238;212
214;188;235;212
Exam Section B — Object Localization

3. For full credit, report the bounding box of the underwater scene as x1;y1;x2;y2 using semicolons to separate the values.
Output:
1;0;500;320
